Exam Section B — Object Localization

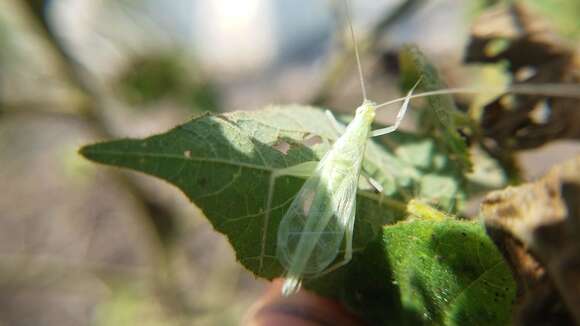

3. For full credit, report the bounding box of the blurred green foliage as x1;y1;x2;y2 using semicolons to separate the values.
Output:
116;54;221;112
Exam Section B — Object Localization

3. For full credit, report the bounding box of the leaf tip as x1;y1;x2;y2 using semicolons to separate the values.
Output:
77;144;91;160
77;142;103;162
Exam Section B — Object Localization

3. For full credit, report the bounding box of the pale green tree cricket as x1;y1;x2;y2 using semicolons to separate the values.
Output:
275;87;420;296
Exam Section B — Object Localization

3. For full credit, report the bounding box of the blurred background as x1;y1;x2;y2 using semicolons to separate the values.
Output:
0;0;578;325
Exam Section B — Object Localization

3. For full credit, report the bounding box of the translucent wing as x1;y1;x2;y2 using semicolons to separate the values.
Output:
276;157;360;278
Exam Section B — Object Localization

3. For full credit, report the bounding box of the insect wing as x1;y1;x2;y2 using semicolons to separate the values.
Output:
276;159;359;276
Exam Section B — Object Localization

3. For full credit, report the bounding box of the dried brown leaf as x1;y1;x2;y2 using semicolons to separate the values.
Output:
465;3;580;150
481;155;580;325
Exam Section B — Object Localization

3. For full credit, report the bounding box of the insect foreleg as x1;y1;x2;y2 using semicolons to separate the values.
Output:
370;89;414;137
325;110;346;136
370;77;422;137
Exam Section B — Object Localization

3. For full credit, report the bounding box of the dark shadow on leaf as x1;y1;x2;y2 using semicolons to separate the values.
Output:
427;224;516;325
340;234;424;325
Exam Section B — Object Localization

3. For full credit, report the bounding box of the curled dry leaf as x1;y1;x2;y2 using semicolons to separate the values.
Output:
481;155;580;325
465;3;580;150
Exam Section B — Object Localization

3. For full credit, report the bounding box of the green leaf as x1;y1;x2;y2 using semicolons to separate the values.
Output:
79;105;464;284
344;219;515;325
116;54;221;112
399;45;472;174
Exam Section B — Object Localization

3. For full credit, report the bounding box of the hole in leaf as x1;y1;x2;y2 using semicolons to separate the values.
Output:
303;134;323;147
272;140;291;155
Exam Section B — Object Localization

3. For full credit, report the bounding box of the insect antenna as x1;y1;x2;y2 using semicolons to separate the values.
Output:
343;0;367;102
374;84;580;111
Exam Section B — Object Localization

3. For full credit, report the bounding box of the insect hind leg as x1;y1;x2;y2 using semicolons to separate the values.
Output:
365;175;384;193
266;162;319;221
316;170;382;276
312;205;356;276
262;161;319;271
